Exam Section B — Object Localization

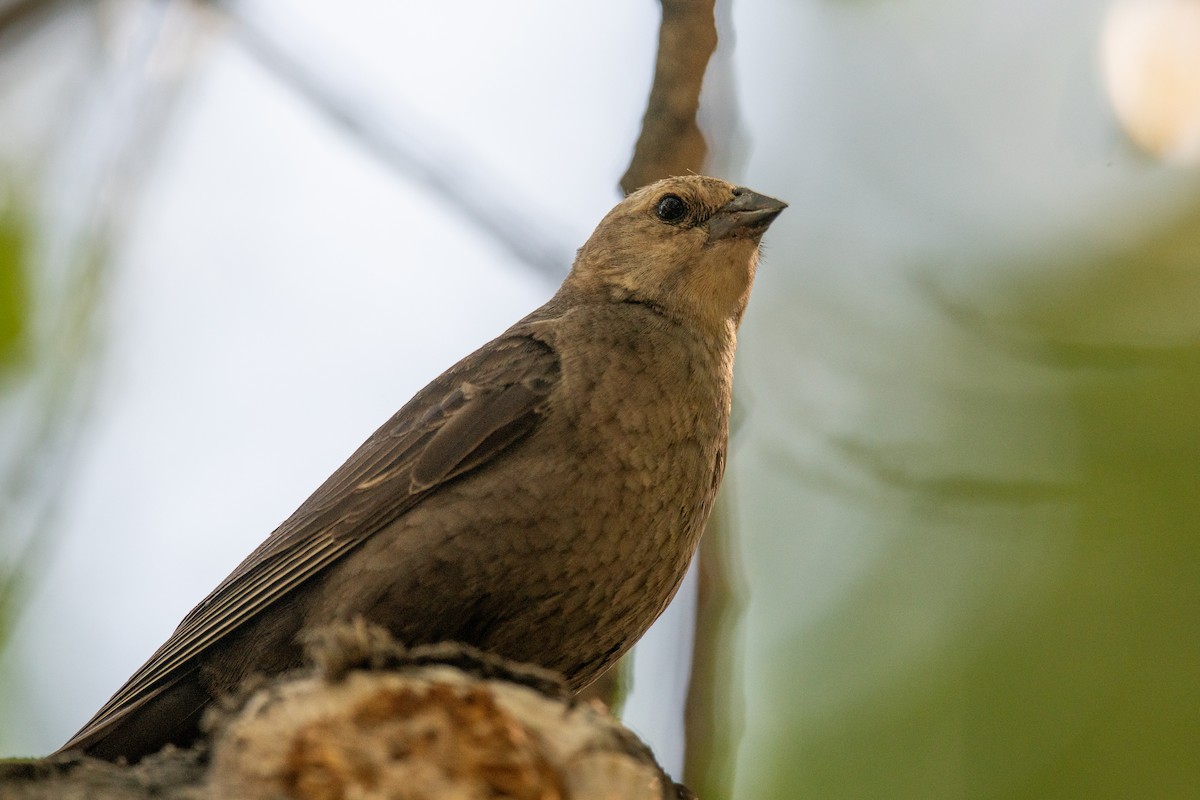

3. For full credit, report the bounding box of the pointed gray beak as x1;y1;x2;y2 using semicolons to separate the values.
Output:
707;188;787;241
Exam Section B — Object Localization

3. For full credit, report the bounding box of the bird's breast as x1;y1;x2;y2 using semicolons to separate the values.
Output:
544;307;732;558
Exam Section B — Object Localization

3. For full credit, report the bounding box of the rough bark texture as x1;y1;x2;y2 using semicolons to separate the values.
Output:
0;622;693;799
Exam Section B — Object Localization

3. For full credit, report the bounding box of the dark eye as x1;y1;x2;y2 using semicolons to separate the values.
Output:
655;194;687;223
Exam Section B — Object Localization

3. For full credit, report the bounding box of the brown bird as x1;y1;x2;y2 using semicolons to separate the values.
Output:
58;175;786;762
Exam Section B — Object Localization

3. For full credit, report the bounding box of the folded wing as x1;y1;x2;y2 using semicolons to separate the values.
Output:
59;334;560;753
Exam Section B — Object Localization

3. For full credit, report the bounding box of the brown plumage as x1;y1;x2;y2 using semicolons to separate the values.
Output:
58;175;786;762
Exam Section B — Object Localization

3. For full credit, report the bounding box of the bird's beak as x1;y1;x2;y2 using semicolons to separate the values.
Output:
707;189;788;241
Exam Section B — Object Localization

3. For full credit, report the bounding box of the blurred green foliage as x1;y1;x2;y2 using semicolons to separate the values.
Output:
0;197;30;371
0;184;32;639
740;200;1200;799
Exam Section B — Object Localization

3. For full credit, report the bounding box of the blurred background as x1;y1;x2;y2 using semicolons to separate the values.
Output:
2;0;1200;797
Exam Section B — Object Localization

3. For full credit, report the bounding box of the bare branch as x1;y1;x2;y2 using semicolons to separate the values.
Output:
1;626;689;800
683;493;746;798
620;0;718;194
0;0;69;39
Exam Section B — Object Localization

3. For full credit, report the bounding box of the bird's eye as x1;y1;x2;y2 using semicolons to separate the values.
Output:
655;194;687;223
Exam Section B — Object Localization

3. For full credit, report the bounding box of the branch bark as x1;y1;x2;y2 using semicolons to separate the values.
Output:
683;491;746;799
620;0;718;194
0;624;691;800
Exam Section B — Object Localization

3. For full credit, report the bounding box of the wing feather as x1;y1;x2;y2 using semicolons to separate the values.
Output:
60;334;560;753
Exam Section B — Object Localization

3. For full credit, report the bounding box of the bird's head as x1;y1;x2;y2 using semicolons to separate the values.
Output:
566;175;786;335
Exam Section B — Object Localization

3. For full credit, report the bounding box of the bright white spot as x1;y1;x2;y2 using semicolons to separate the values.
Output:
1102;0;1200;163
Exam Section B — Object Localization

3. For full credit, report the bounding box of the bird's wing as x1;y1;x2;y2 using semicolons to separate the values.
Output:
60;333;560;753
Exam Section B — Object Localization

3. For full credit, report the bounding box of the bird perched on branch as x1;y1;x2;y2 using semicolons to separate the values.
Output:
59;175;786;762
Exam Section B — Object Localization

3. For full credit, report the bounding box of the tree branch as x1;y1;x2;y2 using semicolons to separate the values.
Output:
620;0;718;194
1;624;692;799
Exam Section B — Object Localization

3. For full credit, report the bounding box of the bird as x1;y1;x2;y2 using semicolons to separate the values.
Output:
57;175;786;762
